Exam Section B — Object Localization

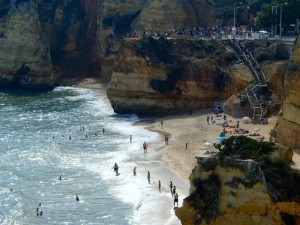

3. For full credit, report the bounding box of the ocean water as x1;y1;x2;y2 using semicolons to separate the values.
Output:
0;87;182;225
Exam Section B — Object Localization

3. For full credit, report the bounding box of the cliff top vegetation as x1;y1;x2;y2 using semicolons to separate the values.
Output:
215;136;300;201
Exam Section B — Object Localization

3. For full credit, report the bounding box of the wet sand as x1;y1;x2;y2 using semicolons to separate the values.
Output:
73;78;300;224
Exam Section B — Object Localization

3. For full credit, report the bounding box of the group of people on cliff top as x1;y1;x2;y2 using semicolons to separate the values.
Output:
129;25;253;40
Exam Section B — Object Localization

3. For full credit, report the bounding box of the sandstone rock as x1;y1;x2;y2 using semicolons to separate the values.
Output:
107;38;247;115
0;1;56;90
272;38;300;149
176;156;300;225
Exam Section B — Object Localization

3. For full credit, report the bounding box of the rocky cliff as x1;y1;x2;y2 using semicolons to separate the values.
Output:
271;37;300;149
0;0;216;89
0;1;56;90
176;155;300;225
106;37;252;115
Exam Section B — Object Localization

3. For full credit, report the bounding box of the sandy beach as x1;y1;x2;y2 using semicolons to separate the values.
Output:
146;110;290;182
72;78;300;224
75;77;300;181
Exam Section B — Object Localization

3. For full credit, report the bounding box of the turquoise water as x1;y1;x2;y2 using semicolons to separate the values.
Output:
0;87;171;225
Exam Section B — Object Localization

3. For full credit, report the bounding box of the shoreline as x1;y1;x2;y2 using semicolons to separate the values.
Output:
69;78;300;224
70;77;300;179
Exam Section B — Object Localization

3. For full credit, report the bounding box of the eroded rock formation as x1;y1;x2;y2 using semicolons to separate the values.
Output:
0;0;215;89
272;38;300;149
0;1;56;90
176;156;300;225
107;37;251;114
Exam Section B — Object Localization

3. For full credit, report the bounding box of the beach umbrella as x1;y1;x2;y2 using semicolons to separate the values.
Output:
242;116;251;124
217;137;225;141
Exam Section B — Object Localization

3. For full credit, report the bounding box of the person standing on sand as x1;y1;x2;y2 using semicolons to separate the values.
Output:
186;143;189;149
169;181;173;195
147;171;150;184
161;120;163;129
165;134;169;145
211;115;213;124
207;116;210;125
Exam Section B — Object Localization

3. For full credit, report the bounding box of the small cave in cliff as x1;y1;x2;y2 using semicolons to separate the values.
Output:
214;70;229;91
137;36;173;65
150;65;185;93
103;11;140;37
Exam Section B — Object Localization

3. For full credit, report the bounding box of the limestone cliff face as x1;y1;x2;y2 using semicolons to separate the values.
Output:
0;1;56;90
107;38;250;115
176;157;300;225
0;0;214;89
272;38;300;149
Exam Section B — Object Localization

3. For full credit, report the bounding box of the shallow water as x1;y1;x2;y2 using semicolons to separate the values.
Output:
0;87;182;225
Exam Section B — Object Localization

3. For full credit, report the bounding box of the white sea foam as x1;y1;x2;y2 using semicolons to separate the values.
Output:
0;87;184;225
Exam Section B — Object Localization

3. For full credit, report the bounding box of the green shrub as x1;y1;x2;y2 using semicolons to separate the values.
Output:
254;47;275;62
216;136;300;201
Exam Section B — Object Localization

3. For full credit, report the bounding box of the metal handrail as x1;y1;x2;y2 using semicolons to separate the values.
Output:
231;38;270;122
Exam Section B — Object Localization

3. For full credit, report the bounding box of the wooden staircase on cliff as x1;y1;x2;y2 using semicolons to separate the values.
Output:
230;39;272;124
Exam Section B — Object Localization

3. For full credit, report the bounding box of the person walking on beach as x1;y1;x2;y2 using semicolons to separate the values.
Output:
172;186;176;197
158;180;161;192
133;167;136;176
143;142;147;153
169;181;173;195
207;116;210;125
147;171;150;184
161;120;164;129
165;134;169;145
130;135;132;143
174;193;179;207
210;115;213;124
186;143;189;149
